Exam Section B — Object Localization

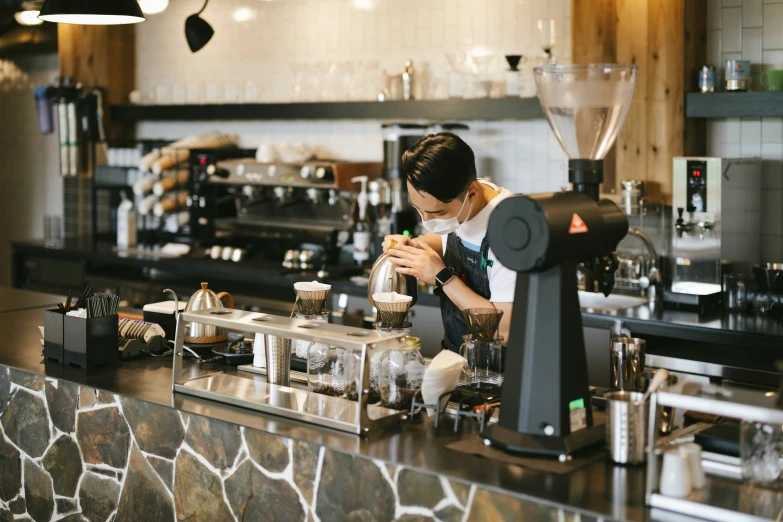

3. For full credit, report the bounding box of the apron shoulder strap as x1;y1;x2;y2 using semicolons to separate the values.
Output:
480;236;494;270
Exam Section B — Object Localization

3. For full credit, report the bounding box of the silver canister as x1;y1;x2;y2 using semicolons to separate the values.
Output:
606;391;649;464
610;337;646;392
725;60;751;91
699;65;716;93
265;335;292;386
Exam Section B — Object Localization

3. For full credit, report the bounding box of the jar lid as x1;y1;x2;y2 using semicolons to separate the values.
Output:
398;336;421;349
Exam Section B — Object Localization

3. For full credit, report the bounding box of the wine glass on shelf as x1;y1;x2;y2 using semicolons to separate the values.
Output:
537;19;556;64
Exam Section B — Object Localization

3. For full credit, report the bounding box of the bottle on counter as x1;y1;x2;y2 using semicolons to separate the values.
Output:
402;60;414;101
117;192;137;249
351;176;374;267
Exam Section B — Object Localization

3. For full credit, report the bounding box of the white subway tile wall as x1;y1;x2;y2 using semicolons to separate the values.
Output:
706;0;783;259
135;0;572;194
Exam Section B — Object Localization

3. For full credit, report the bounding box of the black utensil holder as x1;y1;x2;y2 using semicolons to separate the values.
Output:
64;314;119;370
43;309;65;364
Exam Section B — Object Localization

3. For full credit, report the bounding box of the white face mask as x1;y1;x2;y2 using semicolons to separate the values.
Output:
418;193;473;236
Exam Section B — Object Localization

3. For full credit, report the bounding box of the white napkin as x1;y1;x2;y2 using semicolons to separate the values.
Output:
372;292;413;303
421;350;466;417
294;281;331;292
252;332;266;368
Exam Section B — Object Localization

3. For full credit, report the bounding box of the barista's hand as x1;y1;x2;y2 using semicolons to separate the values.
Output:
388;239;446;286
382;235;412;253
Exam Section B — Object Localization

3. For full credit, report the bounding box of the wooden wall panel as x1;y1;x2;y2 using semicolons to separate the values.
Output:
572;0;618;193
646;0;685;202
615;0;649;196
571;0;706;204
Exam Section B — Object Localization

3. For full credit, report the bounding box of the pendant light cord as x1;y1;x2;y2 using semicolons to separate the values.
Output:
196;0;209;16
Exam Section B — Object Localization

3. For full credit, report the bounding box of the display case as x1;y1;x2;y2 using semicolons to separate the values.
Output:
171;308;406;434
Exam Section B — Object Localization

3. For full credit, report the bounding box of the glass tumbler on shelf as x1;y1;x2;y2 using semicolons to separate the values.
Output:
379;336;425;412
740;420;783;485
44;215;62;247
723;273;747;311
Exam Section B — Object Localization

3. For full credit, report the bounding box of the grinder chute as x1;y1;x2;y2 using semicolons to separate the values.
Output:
483;64;636;458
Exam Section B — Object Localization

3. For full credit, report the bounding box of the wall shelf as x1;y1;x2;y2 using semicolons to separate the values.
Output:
686;92;783;118
110;98;544;123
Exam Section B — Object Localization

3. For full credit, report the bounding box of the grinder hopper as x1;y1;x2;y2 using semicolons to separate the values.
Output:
483;64;636;459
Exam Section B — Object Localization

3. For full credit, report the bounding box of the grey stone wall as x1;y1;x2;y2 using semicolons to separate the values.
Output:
0;365;593;522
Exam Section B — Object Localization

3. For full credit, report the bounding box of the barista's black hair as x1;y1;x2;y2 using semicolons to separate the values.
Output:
402;132;477;203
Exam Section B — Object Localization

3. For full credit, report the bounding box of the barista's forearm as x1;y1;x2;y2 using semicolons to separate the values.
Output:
441;278;493;310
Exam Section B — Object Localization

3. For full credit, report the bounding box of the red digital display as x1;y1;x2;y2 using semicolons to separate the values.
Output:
693;170;701;177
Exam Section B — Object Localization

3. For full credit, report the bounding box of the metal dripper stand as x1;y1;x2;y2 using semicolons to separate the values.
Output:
463;308;503;341
482;64;637;459
375;299;412;329
293;288;330;316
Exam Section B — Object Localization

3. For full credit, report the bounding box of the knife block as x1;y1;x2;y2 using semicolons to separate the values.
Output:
64;314;119;370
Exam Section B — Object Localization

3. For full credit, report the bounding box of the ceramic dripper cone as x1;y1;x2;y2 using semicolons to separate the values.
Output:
373;292;413;328
294;282;331;315
462;308;504;341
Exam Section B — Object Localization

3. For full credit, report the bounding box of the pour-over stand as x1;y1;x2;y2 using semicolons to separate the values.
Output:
482;64;637;459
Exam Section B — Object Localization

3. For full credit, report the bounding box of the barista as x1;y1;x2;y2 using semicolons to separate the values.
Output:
382;133;516;352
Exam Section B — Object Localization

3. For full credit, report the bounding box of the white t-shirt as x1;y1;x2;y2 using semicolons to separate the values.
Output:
439;181;517;303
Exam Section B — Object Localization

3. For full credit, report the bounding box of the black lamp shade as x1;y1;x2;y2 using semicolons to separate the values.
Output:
39;0;145;24
185;14;214;53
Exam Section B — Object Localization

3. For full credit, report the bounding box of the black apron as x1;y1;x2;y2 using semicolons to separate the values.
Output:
439;233;492;352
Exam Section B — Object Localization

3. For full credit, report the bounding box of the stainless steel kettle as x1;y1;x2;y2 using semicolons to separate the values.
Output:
367;253;418;307
184;282;234;344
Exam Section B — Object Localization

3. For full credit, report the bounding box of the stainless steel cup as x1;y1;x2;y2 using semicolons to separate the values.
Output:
610;337;646;391
265;335;292;386
606;391;649;465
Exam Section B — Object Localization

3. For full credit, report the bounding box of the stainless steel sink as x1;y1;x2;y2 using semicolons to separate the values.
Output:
578;291;649;312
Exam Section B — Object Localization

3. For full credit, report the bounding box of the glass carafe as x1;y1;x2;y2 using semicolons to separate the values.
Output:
459;334;503;392
307;343;361;401
379;336;425;411
293;311;330;360
370;322;412;404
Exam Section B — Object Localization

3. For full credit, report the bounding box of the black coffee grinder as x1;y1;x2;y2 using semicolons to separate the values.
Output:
483;64;638;459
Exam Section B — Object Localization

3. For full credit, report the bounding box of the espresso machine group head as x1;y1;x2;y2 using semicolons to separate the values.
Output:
483;64;637;458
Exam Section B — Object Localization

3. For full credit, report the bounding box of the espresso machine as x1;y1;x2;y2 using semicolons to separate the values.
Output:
200;157;381;272
666;157;761;308
483;64;636;458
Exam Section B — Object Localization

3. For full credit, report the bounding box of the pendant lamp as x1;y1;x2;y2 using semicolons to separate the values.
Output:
38;0;145;25
185;0;213;53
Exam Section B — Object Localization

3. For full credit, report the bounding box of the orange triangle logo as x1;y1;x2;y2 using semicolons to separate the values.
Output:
568;213;588;234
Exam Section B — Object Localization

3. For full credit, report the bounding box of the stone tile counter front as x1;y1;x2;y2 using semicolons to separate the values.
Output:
0;365;603;522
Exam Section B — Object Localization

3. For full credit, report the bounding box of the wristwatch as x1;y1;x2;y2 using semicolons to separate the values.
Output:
435;268;455;288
